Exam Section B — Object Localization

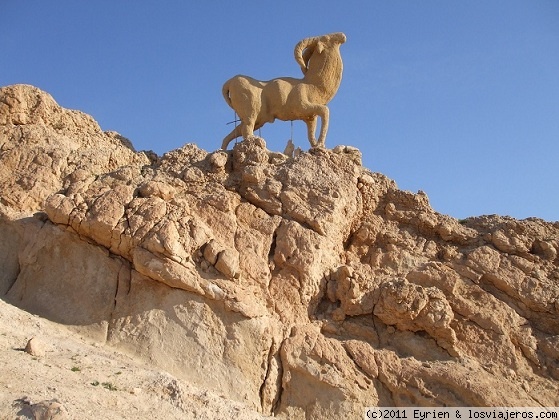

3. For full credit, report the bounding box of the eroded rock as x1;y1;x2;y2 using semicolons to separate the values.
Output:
1;84;558;417
24;337;46;357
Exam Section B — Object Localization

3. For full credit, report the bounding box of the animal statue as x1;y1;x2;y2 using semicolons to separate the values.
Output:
221;32;346;150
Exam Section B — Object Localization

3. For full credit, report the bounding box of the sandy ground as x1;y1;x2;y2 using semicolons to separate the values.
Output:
0;299;268;419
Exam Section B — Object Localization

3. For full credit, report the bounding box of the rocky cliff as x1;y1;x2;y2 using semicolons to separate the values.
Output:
1;84;558;419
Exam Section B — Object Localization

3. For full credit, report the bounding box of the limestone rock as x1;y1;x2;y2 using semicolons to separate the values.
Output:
24;337;46;357
374;278;459;356
0;84;150;216
14;397;68;420
1;84;559;418
139;180;176;201
215;247;240;279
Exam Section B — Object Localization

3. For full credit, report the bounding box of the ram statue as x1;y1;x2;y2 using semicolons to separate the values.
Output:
221;32;346;150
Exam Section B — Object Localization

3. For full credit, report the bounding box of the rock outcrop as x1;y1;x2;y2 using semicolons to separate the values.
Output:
1;84;558;418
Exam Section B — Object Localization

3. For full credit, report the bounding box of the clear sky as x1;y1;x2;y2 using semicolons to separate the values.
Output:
2;1;558;221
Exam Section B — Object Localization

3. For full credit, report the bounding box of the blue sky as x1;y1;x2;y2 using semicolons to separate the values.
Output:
2;1;558;221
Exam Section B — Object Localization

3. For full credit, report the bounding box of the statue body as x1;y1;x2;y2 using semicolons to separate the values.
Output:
221;32;346;149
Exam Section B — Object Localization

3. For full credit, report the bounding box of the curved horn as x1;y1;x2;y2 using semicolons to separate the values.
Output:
332;32;347;44
294;36;318;74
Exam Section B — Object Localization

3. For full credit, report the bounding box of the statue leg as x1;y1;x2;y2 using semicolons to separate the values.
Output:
316;105;329;148
305;116;318;148
305;105;329;148
222;116;262;150
222;125;242;149
241;118;257;139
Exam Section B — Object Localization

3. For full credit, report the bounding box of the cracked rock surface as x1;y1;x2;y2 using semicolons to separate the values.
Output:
1;84;559;418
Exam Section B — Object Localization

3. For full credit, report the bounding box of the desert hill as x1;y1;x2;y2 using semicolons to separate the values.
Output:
1;84;558;418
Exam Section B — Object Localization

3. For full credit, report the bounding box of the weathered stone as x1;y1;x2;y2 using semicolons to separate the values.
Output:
14;398;68;420
215;247;240;279
24;337;46;357
374;278;459;356
203;239;222;266
208;151;228;171
139;180;176;201
1;84;558;417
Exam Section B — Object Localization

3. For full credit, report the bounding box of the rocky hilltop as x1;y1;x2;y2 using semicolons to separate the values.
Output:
1;84;558;419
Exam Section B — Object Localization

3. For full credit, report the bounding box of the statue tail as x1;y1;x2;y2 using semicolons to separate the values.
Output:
222;79;233;108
